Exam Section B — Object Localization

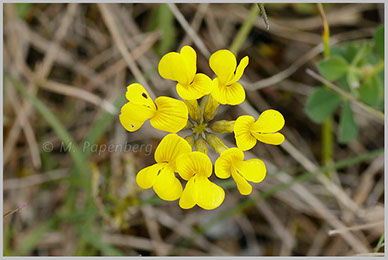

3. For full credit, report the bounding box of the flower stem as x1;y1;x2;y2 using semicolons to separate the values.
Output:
317;3;333;177
229;3;259;55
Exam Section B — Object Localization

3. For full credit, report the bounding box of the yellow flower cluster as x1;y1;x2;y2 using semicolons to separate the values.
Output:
119;46;285;210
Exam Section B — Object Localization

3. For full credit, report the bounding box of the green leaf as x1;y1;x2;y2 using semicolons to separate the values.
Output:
318;56;349;81
345;43;359;63
374;232;385;253
148;4;176;55
330;46;346;59
359;75;380;107
305;87;342;123
350;41;370;68
338;101;358;143
365;52;380;65
157;4;176;54
337;75;351;92
374;25;384;59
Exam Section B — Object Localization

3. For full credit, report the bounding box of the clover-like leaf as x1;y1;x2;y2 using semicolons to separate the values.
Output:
338;101;358;144
305;87;342;123
318;56;349;81
374;25;384;59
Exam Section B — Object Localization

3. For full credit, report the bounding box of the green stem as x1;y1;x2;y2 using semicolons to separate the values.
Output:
317;3;333;177
374;232;385;253
322;118;333;169
229;3;259;54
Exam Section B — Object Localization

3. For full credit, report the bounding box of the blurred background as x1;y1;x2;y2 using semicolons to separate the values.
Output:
3;3;384;256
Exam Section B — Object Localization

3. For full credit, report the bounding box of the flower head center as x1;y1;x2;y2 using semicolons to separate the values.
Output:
193;123;207;135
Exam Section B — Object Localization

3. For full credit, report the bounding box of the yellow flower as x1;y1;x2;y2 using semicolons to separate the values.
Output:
119;83;188;133
234;109;285;151
209;50;249;105
136;134;192;201
215;148;266;195
176;152;225;210
158;46;213;100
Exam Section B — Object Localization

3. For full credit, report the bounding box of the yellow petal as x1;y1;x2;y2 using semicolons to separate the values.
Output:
211;79;245;105
179;177;197;209
180;45;197;76
251;109;285;133
153;166;182;201
234;115;257;151
176;73;213;100
215;147;244;179
209;49;236;85
234;159;266;183
232;169;252;195
228;56;249;85
196;175;225;210
252;132;285;145
158;46;196;85
150;97;188;133
136;163;167;189
176;151;213;180
155;134;192;169
125;83;156;110
119;101;155;132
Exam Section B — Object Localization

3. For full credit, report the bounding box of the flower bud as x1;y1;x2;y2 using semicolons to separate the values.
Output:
205;133;228;153
184;135;195;147
203;95;220;122
194;136;208;154
211;120;235;133
184;99;201;123
183;120;194;130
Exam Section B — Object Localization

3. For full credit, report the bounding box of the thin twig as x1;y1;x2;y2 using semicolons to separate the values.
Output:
247;28;375;90
278;174;370;253
4;203;27;218
40;80;117;114
168;3;211;58
354;252;385;257
141;206;169;256
179;3;209;49
6;79;41;169
328;220;384;236
4;169;69;190
4;3;79;167
98;3;155;99
257;3;269;30
255;198;295;249
37;3;79;80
